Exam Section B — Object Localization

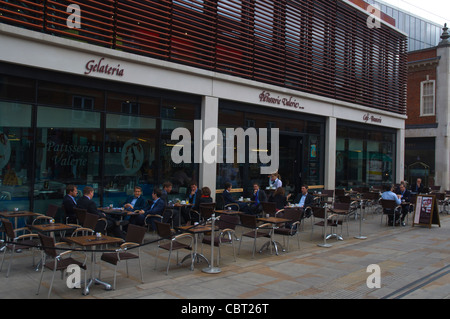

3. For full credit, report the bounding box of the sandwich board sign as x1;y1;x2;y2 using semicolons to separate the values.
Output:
412;195;441;228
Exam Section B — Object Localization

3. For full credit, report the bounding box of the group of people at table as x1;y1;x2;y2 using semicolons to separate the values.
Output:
62;173;318;239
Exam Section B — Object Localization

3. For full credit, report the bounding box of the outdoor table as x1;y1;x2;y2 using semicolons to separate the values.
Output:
0;211;39;229
29;223;76;238
326;207;348;241
214;209;240;215
99;207;138;230
64;235;123;295
257;216;291;255
176;224;217;270
173;203;193;226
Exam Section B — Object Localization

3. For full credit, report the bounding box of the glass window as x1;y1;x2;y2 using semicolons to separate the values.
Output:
420;80;435;116
104;114;158;206
34;106;102;214
0;102;33;217
0;75;35;102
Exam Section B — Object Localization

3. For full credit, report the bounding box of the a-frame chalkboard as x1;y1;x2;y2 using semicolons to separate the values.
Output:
412;195;441;228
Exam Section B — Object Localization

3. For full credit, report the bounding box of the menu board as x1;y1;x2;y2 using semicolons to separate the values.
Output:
413;195;441;228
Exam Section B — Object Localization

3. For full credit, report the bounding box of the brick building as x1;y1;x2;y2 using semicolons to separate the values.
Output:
406;24;450;190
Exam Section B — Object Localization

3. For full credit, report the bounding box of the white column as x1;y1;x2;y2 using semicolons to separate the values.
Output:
396;128;405;183
199;96;219;200
325;116;337;190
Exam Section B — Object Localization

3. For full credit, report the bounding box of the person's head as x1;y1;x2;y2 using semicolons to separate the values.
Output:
162;182;172;193
270;174;278;181
201;187;211;197
274;187;285;196
399;184;406;192
416;178;422;185
152;188;162;200
301;185;308;195
253;183;260;191
383;184;394;192
66;184;78;197
190;183;198;192
224;182;232;190
83;186;94;199
133;186;142;198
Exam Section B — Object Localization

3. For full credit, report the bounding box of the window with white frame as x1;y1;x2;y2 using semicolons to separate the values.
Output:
420;79;435;116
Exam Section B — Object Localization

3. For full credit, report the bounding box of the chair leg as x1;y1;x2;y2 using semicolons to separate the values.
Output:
139;254;144;283
166;249;172;275
6;244;15;278
36;254;45;295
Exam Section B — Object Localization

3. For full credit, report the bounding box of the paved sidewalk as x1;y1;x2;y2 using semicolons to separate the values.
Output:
1;210;449;299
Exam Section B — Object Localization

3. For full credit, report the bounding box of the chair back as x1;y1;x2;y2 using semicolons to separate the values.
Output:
333;202;350;211
261;202;277;217
380;199;397;210
38;233;57;258
125;224;147;244
217;214;239;230
435;193;446;200
322;189;334;197
312;206;326;219
46;204;59;218
1;218;15;239
74;208;87;225
83;213;98;230
238;213;258;228
199;202;216;209
282;208;303;223
199;204;215;221
337;195;351;203
154;221;173;239
335;189;345;197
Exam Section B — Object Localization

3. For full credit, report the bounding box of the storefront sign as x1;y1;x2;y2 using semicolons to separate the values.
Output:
363;113;382;123
258;91;304;110
84;57;124;77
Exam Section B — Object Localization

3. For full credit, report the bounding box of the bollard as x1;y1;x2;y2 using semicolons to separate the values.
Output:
202;213;221;274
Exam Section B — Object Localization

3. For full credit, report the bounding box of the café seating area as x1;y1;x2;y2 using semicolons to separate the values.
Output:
0;185;448;298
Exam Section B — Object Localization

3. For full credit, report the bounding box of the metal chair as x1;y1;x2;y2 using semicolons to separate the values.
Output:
273;208;303;251
261;201;279;217
100;224;146;290
380;199;402;227
0;218;39;277
36;233;87;298
154;221;193;275
202;214;239;265
237;214;271;258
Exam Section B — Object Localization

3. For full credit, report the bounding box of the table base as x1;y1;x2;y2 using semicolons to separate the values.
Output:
259;239;285;256
83;277;112;296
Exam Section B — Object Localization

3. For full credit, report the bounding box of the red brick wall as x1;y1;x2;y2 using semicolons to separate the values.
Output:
407;48;437;126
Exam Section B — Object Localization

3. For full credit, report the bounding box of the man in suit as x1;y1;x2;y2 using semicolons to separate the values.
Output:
223;182;250;213
397;183;411;226
62;184;78;224
123;186;147;212
411;178;425;194
250;183;267;215
160;181;180;227
131;188;165;230
293;185;315;217
77;186;125;239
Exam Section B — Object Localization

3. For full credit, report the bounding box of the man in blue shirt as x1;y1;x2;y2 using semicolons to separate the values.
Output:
131;188;165;230
293;185;315;217
382;184;401;225
123;186;147;212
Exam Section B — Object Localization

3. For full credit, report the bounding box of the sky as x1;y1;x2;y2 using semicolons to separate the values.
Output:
379;0;450;26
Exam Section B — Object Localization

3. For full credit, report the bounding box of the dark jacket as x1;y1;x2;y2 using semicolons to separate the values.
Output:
124;195;147;211
222;189;236;205
194;195;213;211
268;194;287;210
188;189;201;209
397;189;412;202
62;194;77;222
294;192;315;208
411;183;425;194
252;189;268;204
144;197;166;216
77;195;103;217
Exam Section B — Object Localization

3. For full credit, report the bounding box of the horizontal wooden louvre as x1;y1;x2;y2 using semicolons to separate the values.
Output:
0;0;407;114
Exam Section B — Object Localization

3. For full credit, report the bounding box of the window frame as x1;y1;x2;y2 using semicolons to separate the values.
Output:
420;79;436;117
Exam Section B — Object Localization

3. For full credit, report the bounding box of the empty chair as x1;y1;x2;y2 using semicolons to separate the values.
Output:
73;207;87;226
46;204;59;219
202;214;239;265
1;218;39;277
261;202;278;217
273;208;303;252
310;206;341;240
237;214;271;258
154;221;193;275
100;224;146;290
82;213;99;231
36;233;87;298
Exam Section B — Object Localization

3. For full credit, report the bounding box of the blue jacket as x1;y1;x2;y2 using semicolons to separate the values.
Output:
124;195;147;211
144;198;165;216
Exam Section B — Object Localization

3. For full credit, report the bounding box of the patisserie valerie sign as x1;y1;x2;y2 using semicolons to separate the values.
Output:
258;91;304;111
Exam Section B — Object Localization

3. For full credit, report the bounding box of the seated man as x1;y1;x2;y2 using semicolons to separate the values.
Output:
382;184;402;225
223;182;250;213
123;186;147;212
160;181;180;227
77;186;125;239
131;188;165;230
62;184;78;224
396;183;411;226
250;183;267;215
293;185;315;217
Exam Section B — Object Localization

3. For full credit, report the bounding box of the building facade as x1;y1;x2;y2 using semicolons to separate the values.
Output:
406;25;450;190
0;0;407;214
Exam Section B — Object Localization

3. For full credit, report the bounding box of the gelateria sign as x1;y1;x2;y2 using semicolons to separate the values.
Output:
258;91;305;110
84;57;124;77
